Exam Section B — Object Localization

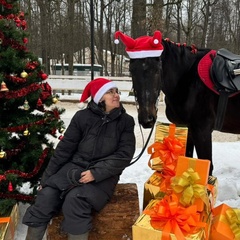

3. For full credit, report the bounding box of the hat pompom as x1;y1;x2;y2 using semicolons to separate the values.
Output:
153;39;159;44
114;39;119;44
78;102;85;109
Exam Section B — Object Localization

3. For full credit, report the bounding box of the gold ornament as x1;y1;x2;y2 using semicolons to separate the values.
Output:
23;99;30;110
0;149;6;159
0;81;9;92
59;128;65;133
23;128;30;136
21;70;28;78
52;97;58;103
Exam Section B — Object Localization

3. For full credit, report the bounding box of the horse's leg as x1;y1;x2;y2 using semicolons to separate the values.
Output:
189;126;213;176
185;129;194;157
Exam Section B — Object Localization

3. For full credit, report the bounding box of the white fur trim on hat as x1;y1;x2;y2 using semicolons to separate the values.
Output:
127;50;163;59
93;81;117;104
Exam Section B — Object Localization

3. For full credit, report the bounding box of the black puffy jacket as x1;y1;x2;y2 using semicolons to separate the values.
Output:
41;101;136;186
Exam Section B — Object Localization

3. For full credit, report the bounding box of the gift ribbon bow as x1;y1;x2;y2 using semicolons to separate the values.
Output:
225;208;240;239
144;194;206;240
0;217;10;223
171;168;208;207
148;136;185;171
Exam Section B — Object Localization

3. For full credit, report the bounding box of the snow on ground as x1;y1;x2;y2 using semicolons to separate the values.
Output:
14;96;240;239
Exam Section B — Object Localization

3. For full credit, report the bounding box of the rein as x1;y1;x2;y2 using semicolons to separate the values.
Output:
129;124;154;166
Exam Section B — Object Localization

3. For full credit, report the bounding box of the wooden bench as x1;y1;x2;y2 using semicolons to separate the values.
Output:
46;183;139;240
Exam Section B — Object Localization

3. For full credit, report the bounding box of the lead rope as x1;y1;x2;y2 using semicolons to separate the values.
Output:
128;92;157;166
129;125;154;166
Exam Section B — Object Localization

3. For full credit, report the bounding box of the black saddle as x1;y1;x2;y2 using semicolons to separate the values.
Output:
211;48;240;92
210;48;240;131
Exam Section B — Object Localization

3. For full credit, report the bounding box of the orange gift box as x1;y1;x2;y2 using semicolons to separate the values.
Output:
0;204;19;240
210;203;240;240
172;156;210;212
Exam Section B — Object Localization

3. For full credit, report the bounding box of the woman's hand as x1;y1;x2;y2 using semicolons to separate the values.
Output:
79;170;95;183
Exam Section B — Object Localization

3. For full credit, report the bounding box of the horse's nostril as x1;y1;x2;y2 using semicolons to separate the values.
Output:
139;115;156;128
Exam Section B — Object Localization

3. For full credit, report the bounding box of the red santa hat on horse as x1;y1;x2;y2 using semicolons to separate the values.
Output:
114;30;164;59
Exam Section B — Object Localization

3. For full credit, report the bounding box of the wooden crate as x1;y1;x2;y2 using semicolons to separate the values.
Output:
47;183;140;240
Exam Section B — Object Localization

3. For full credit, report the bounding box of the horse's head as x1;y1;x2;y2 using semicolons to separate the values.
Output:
129;57;162;128
114;30;164;128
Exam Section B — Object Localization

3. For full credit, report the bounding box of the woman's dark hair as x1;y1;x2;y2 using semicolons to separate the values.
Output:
98;100;106;111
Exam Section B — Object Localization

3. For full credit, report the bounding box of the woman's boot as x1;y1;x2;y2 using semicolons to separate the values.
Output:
25;225;47;240
68;231;89;240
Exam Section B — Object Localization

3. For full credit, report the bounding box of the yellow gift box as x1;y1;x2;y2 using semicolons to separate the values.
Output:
155;122;188;153
148;123;188;172
0;204;19;240
172;156;210;212
143;171;167;209
210;203;240;240
133;198;210;240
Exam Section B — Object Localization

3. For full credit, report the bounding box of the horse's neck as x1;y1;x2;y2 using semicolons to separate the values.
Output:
161;41;208;96
162;41;196;72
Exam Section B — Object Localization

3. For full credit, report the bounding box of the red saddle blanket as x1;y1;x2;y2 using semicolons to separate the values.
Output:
197;49;218;94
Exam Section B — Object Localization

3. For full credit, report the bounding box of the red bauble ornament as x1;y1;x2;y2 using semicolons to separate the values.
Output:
41;73;48;80
37;98;42;106
58;135;64;140
23;37;28;44
8;181;13;192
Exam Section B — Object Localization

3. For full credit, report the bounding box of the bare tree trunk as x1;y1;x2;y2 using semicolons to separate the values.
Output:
66;0;75;75
35;0;51;74
132;0;146;38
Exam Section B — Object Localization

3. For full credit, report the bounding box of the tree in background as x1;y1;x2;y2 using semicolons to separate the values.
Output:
0;0;65;215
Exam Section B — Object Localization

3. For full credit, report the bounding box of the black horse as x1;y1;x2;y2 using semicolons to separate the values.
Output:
115;31;240;175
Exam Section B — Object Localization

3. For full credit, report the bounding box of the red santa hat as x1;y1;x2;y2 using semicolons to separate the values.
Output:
114;31;164;59
80;78;117;104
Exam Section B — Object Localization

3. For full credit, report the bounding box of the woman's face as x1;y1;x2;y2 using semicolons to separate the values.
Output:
100;88;120;112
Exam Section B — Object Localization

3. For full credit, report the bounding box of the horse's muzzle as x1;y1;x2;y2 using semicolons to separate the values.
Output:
138;115;156;128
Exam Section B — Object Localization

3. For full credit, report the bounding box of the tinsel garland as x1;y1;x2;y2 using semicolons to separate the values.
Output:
0;192;34;201
0;0;13;9
6;74;27;84
1;36;27;51
5;141;26;158
0;83;40;99
0;10;27;30
0;147;49;182
0;108;60;133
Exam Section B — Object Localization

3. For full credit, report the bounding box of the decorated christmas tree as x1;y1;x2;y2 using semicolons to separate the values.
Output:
0;0;65;215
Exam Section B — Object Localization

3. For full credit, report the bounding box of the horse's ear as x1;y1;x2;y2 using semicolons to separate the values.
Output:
114;31;135;49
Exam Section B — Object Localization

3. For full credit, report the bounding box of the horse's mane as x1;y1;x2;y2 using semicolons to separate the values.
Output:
163;38;199;54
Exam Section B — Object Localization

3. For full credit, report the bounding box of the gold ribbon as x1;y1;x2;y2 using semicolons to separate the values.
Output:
225;208;240;239
171;168;208;207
